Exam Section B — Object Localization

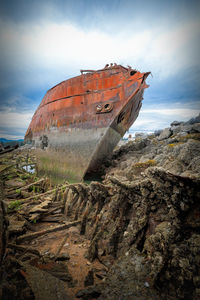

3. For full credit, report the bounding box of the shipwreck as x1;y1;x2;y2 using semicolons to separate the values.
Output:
25;64;150;181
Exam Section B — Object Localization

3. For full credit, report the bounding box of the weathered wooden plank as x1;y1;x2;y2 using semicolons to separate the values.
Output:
16;220;81;243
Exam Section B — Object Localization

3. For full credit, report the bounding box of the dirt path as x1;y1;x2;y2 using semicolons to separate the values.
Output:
27;224;106;298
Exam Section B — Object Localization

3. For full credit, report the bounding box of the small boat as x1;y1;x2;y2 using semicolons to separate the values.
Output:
25;64;150;182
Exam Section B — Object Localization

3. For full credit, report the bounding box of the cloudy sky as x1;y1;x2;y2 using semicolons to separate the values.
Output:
0;0;199;139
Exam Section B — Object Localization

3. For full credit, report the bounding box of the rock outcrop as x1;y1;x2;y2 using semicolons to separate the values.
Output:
63;167;200;299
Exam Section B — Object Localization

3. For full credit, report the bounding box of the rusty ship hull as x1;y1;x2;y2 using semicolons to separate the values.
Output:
25;65;150;182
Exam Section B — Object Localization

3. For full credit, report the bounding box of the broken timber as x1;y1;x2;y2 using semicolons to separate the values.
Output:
16;220;81;243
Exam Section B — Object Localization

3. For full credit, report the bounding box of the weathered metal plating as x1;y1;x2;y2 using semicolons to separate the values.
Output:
25;63;150;181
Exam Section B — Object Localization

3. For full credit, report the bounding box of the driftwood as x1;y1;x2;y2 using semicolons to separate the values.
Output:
0;147;16;155
55;233;69;259
19;184;68;203
19;197;61;222
7;243;41;256
40;205;63;216
16;220;81;243
28;199;51;214
28;203;63;222
39;217;62;223
6;178;46;195
28;210;63;222
19;178;46;191
28;212;47;222
0;164;13;174
6;193;20;199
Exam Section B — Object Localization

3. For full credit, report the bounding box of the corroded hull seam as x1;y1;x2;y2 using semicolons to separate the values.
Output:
25;64;150;182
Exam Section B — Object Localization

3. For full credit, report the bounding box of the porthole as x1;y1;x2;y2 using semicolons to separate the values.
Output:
104;103;112;112
104;104;110;109
96;103;113;113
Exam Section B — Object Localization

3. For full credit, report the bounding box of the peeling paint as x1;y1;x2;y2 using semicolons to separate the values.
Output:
25;64;150;181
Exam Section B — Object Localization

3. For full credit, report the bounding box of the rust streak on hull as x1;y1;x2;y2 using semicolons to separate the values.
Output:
25;64;150;182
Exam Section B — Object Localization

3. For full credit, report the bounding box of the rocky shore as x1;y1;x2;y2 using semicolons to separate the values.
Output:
0;114;200;299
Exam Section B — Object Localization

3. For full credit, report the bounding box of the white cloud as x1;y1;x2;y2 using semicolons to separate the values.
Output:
132;107;199;131
141;108;199;118
0;111;33;129
0;18;199;86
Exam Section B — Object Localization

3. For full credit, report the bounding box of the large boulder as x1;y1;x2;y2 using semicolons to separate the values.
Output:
192;123;200;133
170;120;183;126
186;113;200;125
171;123;200;135
177;139;200;165
158;128;172;140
